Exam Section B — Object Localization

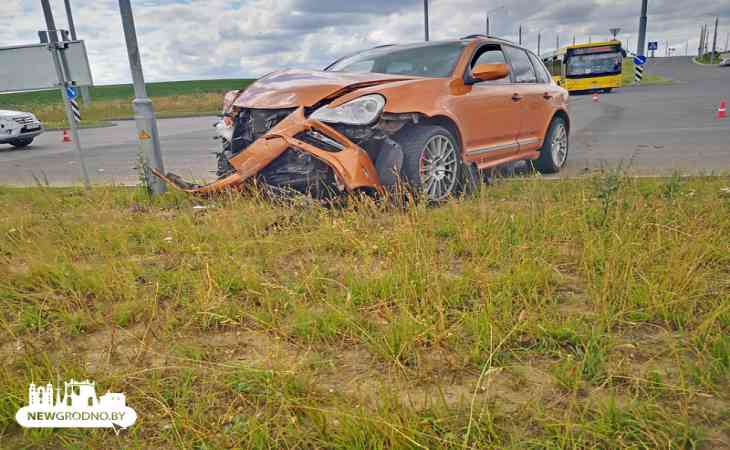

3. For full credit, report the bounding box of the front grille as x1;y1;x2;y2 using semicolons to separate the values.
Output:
231;108;295;154
13;116;36;125
257;148;337;197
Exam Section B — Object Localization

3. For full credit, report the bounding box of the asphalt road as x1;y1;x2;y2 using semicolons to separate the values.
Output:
1;57;728;186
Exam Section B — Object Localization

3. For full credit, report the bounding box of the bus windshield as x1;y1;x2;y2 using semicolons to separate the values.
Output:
566;52;622;77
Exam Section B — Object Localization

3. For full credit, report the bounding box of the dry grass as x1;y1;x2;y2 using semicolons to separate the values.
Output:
0;174;729;449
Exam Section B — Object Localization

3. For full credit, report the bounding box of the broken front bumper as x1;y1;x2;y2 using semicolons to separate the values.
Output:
152;107;382;195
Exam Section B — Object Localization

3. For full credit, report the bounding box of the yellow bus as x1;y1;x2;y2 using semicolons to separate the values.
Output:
542;40;626;93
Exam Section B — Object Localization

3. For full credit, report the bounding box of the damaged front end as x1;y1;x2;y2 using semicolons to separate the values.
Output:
153;72;418;197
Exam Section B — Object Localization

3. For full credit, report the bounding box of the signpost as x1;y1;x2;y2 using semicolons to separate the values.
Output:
648;41;658;58
40;0;91;188
634;55;647;85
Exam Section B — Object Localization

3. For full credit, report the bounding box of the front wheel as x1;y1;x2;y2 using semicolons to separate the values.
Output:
534;117;569;174
397;125;466;202
10;138;33;148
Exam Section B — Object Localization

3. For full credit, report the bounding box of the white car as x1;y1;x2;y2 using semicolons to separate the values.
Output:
720;58;730;67
0;110;44;148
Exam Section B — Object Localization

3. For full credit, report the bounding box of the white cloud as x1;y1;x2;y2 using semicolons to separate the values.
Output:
1;0;728;85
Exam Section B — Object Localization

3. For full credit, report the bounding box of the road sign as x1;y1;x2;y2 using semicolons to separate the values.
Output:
0;41;93;93
648;41;658;51
66;85;77;99
634;55;647;65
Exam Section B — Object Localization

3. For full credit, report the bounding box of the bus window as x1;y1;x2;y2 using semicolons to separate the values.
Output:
566;52;622;77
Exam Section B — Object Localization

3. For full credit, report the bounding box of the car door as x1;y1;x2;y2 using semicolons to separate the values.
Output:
502;46;553;153
449;44;521;165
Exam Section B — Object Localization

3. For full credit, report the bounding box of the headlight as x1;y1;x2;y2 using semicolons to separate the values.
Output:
310;94;385;125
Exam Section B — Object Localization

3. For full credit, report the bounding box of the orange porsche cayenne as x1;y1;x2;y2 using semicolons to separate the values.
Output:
156;35;570;201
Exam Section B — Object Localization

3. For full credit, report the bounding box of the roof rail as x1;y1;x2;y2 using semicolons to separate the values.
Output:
461;34;516;44
461;34;489;40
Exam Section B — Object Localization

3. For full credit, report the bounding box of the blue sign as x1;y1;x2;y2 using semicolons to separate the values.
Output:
634;55;647;65
648;41;658;51
66;86;78;99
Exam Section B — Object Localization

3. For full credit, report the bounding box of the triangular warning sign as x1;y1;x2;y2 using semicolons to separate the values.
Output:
138;130;151;140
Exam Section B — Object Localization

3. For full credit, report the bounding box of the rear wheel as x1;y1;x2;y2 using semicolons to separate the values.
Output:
397;125;466;202
10;138;33;148
534;117;569;174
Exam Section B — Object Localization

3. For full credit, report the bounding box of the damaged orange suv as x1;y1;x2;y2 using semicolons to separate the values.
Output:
155;35;570;201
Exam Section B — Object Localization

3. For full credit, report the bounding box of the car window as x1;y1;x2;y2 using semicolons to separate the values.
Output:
469;45;510;84
528;52;551;84
503;46;537;83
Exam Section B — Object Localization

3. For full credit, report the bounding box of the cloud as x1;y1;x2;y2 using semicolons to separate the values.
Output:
1;0;728;85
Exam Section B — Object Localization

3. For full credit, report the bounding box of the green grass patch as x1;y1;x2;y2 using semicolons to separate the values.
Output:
0;78;256;129
0;175;729;448
622;60;672;86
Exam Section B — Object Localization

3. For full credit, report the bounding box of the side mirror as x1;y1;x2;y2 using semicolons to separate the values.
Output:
472;63;510;82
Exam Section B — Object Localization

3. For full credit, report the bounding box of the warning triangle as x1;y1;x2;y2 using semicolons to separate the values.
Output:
138;130;151;140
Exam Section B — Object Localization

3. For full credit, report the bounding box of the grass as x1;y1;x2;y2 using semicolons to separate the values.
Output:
0;79;256;129
622;60;672;86
0;174;729;448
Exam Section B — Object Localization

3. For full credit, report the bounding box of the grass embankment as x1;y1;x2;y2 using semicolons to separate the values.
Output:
1;175;730;449
0;79;255;129
622;60;672;86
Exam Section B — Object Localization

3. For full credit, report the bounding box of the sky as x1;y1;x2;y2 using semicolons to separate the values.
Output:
2;0;729;85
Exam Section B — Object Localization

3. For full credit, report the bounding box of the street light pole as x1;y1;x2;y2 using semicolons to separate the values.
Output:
537;32;541;55
423;0;430;41
118;0;166;195
637;0;648;56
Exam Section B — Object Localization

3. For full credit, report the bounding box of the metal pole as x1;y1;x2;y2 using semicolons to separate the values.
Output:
518;25;522;45
63;0;77;39
637;0;648;56
556;34;559;51
537;32;541;55
118;0;166;195
40;0;91;188
423;0;429;41
63;0;91;104
486;15;490;36
711;17;719;63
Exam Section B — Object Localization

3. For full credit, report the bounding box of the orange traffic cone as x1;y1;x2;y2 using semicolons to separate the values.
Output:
717;100;728;119
62;129;71;143
592;92;599;102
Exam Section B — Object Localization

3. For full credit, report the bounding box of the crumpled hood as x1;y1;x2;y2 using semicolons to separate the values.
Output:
0;110;30;118
233;69;416;109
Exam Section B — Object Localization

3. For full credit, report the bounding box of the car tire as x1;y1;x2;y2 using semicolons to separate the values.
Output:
10;138;34;149
534;117;569;174
397;125;466;202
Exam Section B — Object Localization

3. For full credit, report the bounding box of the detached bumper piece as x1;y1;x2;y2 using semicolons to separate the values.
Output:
152;107;382;197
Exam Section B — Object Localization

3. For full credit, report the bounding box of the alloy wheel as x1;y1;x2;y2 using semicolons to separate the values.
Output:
419;134;459;201
551;123;568;167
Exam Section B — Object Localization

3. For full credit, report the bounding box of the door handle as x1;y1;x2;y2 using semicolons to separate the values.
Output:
512;94;523;102
543;92;553;100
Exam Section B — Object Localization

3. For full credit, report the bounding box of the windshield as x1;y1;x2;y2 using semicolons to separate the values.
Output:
325;42;467;78
566;52;622;77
